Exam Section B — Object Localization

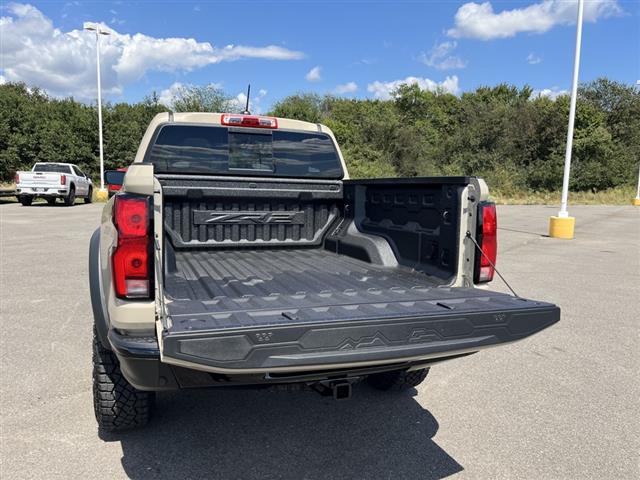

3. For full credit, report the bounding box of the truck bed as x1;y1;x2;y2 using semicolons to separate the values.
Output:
160;247;559;372
154;176;559;373
164;247;447;331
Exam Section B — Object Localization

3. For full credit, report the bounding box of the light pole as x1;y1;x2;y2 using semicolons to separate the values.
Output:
84;22;110;200
634;163;640;206
633;82;640;206
549;0;584;239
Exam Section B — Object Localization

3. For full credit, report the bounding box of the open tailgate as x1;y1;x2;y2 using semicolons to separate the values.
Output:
159;288;559;373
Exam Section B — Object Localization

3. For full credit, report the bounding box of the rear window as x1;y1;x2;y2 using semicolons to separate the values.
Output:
33;164;72;174
146;125;343;179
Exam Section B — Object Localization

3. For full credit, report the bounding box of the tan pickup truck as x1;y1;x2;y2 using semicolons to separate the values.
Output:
89;112;560;431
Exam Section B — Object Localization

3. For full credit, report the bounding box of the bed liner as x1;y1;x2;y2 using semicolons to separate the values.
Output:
165;248;452;331
159;246;559;370
162;248;557;339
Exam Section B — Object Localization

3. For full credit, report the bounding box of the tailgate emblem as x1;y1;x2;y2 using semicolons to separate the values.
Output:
193;210;305;225
255;332;273;342
338;332;389;350
408;328;437;343
494;313;507;323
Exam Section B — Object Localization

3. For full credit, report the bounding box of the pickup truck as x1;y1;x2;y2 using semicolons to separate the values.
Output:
107;167;128;198
15;162;93;206
89;112;560;431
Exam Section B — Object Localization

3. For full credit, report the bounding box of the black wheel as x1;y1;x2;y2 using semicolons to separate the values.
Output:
367;368;430;391
64;186;75;206
46;197;56;205
92;328;154;431
19;195;32;206
85;187;93;203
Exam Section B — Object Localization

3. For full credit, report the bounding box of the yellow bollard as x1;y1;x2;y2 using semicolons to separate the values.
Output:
95;189;109;202
633;198;640;206
548;216;575;239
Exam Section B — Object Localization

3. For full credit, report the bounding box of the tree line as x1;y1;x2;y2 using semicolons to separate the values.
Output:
1;78;637;193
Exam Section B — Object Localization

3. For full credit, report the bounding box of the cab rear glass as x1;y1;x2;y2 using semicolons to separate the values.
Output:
145;124;343;179
33;164;72;174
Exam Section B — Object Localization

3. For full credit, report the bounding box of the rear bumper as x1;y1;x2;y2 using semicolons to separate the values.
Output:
16;186;67;196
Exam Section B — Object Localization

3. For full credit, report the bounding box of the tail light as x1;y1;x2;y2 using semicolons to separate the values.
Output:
15;173;19;184
112;195;152;299
221;114;278;129
60;174;66;185
474;202;497;283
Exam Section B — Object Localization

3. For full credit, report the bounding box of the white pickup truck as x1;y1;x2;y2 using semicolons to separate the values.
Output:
15;162;93;206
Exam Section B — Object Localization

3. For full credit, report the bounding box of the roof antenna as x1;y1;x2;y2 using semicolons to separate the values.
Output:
242;84;251;114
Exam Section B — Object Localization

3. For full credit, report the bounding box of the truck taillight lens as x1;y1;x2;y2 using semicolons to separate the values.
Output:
15;173;19;184
474;202;497;283
221;114;278;128
112;195;152;299
60;174;66;185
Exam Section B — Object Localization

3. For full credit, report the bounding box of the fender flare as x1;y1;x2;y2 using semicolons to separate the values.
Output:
89;227;111;349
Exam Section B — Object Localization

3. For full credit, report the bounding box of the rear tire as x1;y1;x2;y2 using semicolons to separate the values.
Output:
47;198;56;205
64;186;75;206
92;328;154;431
367;368;430;391
85;187;93;204
19;195;32;206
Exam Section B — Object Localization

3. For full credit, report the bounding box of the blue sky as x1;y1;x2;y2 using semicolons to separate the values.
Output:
1;1;638;110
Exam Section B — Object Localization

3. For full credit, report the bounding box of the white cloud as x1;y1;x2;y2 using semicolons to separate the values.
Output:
0;75;6;85
447;0;622;40
305;66;322;82
532;87;569;100
527;52;542;64
419;41;466;70
367;76;460;100
333;82;358;94
0;3;304;99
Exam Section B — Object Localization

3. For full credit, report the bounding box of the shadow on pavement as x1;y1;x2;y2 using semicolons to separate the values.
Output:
100;385;462;480
498;226;546;237
0;200;93;207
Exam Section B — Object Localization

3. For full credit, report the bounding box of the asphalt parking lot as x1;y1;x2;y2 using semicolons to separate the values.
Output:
0;200;638;479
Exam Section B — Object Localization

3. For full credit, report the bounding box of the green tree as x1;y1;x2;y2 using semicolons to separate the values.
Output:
166;84;234;113
1;78;637;193
270;93;329;123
